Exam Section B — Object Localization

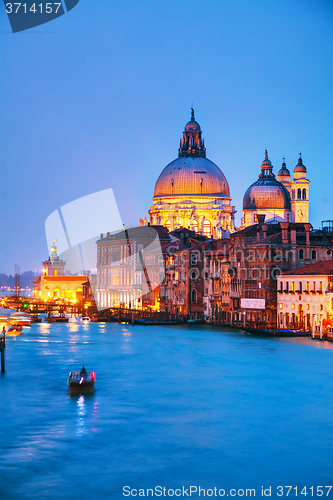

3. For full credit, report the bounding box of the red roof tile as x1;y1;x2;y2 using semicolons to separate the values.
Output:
282;260;333;276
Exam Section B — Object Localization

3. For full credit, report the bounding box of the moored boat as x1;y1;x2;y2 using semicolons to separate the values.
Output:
68;367;95;393
243;327;311;337
44;315;69;323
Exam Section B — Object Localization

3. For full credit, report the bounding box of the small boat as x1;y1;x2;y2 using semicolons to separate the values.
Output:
44;315;69;323
7;325;22;336
29;315;42;323
68;367;95;393
9;313;31;326
243;327;311;337
80;316;91;322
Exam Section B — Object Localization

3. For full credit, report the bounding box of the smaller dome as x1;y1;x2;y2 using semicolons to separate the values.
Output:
278;159;290;177
243;179;291;210
294;155;307;173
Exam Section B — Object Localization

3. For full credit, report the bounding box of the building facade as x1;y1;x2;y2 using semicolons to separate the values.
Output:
33;243;86;302
277;260;333;336
96;226;169;310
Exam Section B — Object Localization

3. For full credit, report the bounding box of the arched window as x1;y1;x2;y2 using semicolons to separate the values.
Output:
203;220;211;238
191;289;197;303
165;220;171;231
311;250;317;260
192;219;199;233
299;249;304;259
297;188;302;200
292;189;295;200
302;188;307;200
53;288;61;297
191;270;197;281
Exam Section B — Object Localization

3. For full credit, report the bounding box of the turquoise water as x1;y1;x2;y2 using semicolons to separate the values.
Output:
1;318;333;499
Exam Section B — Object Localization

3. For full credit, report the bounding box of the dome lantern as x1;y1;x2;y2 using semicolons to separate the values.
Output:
178;108;206;158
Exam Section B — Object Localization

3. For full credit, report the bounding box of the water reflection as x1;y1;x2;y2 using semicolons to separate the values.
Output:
76;395;86;437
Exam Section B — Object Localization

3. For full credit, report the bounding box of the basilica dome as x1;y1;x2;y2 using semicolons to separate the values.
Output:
154;156;230;198
243;151;291;210
153;109;230;199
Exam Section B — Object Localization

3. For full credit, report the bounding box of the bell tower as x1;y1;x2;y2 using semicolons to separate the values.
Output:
290;154;310;223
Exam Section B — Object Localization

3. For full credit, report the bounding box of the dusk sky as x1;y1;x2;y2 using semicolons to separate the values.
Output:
1;0;332;274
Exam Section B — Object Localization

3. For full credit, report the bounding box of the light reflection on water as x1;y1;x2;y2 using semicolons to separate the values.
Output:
1;321;333;499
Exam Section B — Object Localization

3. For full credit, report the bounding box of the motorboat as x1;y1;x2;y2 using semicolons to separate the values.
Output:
68;367;95;393
7;325;22;336
9;312;31;326
80;316;91;322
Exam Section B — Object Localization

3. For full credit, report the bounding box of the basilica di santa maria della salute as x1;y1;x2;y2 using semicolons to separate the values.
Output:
147;109;310;233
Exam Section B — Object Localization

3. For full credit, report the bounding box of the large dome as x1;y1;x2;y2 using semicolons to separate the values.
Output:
154;156;230;197
243;150;291;210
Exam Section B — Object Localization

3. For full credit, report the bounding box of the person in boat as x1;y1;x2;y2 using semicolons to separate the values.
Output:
80;366;87;378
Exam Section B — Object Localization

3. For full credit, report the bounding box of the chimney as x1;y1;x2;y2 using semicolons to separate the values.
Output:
100;233;103;240
262;224;267;239
290;224;297;246
304;223;311;246
256;214;266;240
280;222;289;244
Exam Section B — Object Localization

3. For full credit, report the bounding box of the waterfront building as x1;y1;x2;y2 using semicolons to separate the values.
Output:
242;152;310;228
159;229;207;319
96;225;169;310
33;242;87;302
148;109;236;238
203;239;231;322
277;260;333;335
227;220;333;328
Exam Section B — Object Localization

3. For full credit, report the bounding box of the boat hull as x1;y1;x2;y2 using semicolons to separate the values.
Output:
68;381;95;393
243;327;311;337
45;317;69;323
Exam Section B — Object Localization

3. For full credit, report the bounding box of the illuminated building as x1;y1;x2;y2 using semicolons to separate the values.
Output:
227;220;333;328
277;260;333;336
242;151;310;227
96;226;169;310
148;109;236;238
33;242;87;302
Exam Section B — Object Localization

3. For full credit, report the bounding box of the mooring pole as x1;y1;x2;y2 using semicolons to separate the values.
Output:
1;337;5;373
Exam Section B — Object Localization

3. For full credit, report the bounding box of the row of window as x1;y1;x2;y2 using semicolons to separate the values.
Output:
165;219;212;237
291;188;307;200
279;281;326;293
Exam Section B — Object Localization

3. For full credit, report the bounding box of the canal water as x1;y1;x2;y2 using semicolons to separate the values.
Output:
0;318;333;499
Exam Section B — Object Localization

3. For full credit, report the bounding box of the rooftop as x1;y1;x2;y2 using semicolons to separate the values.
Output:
282;260;333;276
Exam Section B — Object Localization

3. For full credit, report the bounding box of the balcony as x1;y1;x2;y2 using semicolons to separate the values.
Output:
172;280;179;286
230;290;240;298
210;272;220;280
165;264;175;270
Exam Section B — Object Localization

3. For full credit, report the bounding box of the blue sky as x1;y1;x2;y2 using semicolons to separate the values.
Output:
1;0;332;274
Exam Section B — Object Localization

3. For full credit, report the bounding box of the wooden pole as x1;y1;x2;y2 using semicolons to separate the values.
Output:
1;338;5;373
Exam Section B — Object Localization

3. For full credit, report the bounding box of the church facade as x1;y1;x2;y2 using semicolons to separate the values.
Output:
148;110;236;239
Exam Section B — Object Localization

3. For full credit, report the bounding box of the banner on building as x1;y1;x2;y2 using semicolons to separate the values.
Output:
241;298;266;310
